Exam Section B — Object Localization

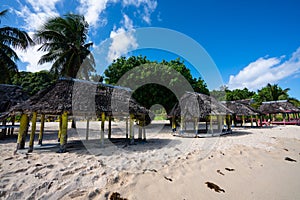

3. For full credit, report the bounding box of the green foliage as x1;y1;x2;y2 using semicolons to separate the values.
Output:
104;56;209;113
0;9;33;84
34;13;95;79
11;70;57;96
226;88;256;101
254;83;290;104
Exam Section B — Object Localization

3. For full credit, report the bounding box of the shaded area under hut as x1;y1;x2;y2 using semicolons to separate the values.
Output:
0;84;29;139
222;101;262;127
169;92;233;137
259;100;300;125
10;78;150;153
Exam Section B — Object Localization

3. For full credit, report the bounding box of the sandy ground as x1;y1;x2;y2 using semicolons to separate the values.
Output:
1;121;300;200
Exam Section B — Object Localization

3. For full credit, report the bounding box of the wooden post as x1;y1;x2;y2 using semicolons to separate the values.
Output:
101;112;105;146
28;112;37;152
10;115;15;135
58;111;68;153
180;116;184;134
129;114;134;144
226;114;232;131
194;117;198;135
38;114;45;145
2;119;7;138
108;115;112;139
142;115;146;141
242;115;245;126
126;116;129;139
58;115;62;142
250;115;253;127
172;116;176;132
138;119;143;141
217;115;221;131
16;114;29;150
209;115;213;133
86;118;90;140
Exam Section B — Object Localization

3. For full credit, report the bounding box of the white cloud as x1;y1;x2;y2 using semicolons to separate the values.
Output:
228;47;300;90
15;0;61;31
122;0;157;24
107;14;138;62
77;0;110;28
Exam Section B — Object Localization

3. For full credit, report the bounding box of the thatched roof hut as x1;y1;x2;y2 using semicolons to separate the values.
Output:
259;100;300;114
170;92;233;120
11;78;148;119
0;84;29;120
222;101;261;116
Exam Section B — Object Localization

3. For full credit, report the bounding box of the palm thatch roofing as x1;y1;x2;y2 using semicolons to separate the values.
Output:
11;78;148;119
170;92;233;120
0;84;29;119
222;101;261;116
259;100;300;114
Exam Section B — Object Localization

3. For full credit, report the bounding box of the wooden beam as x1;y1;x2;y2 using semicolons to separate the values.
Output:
172;116;176;133
38;114;45;145
138;119;142;141
58;111;68;153
250;115;253;127
209;115;213;133
58;115;62;142
16;114;29;150
28;112;37;153
125;116;129;139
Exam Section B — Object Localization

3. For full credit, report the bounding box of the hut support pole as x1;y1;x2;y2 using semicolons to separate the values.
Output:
28;112;37;152
126;116;129;139
217;115;222;131
1;119;7;138
38;114;45;145
58;115;62;142
16;114;29;150
58;111;68;153
108;116;112;139
129;114;134;144
172;117;176;132
101;112;105;146
142;116;146;141
10;116;15;135
250;115;253;127
194;117;198;136
209;115;213;133
180;116;184;134
86;118;90;140
226;115;232;131
242;115;245;126
138;120;142;141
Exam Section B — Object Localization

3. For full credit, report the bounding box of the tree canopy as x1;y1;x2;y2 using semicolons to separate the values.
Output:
104;56;209;113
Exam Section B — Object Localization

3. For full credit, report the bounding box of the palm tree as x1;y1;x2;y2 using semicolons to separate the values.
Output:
34;13;95;79
0;9;33;84
257;83;290;102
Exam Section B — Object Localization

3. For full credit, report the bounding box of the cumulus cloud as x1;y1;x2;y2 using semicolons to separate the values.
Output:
228;47;300;90
107;14;138;62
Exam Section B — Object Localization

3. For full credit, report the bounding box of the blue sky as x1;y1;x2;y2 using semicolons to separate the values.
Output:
1;0;300;99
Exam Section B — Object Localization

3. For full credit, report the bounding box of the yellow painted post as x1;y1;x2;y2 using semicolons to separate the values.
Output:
108;115;112;139
28;112;37;152
172;116;176;133
242;115;245;126
16;114;29;150
226;114;232;130
58;115;62;142
86;118;90;140
129;114;134;144
58;111;68;153
38;114;45;145
101;112;105;146
217;115;221;131
255;115;259;126
250;115;253;127
209;115;213;133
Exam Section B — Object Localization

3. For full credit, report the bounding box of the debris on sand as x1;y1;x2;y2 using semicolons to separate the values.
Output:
205;182;225;193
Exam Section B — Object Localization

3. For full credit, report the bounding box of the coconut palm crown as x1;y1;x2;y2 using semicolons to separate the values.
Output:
35;13;95;79
0;9;33;83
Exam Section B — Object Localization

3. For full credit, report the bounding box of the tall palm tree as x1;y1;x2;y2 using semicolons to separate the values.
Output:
35;13;95;79
0;9;33;84
258;83;290;102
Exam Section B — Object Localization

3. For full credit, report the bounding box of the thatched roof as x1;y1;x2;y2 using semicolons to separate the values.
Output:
0;84;29;119
11;78;148;118
222;101;261;116
259;100;300;114
170;92;233;119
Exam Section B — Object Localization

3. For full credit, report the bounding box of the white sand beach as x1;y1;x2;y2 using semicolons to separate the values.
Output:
1;122;300;199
